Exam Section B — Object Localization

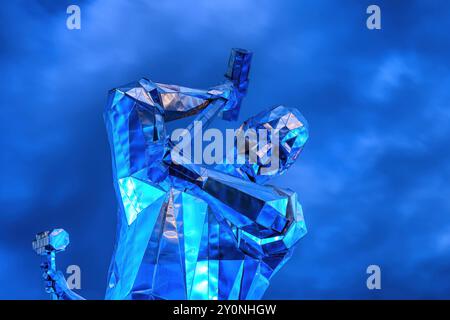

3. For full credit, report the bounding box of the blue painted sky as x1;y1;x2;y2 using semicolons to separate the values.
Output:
1;0;450;299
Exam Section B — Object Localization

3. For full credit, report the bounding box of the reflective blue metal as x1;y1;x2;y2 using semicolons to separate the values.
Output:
35;48;308;300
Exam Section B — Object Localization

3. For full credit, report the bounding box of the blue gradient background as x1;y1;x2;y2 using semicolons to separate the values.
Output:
1;0;450;299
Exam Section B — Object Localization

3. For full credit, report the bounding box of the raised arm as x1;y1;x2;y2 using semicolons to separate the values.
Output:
103;49;252;183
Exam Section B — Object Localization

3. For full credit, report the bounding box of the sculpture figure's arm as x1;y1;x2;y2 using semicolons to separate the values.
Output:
42;266;85;300
167;104;309;260
103;48;252;184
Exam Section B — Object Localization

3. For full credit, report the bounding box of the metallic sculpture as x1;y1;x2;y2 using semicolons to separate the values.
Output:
34;49;309;300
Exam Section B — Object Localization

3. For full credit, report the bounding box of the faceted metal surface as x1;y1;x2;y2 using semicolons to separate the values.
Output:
216;105;309;184
32;229;70;255
103;49;309;300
